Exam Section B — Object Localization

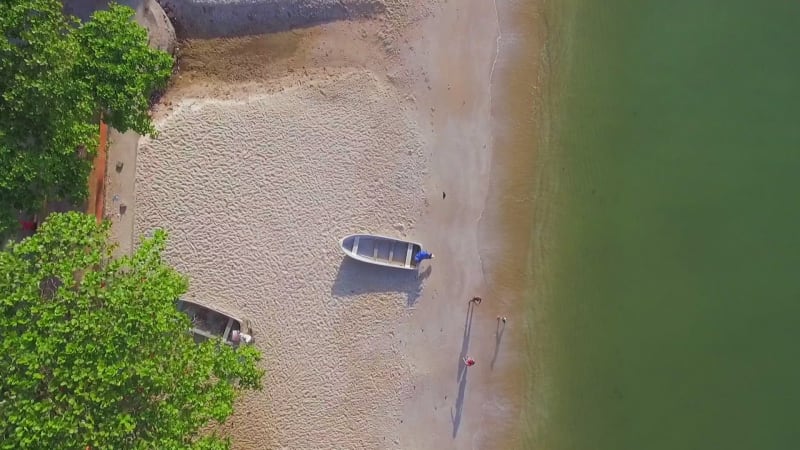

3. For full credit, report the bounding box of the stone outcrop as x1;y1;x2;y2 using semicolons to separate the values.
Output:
63;0;177;54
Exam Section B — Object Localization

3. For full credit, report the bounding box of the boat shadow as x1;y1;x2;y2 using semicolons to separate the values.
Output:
331;257;422;306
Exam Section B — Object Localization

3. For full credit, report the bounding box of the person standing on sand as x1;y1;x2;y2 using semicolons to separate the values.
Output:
469;296;482;305
19;215;38;233
414;249;434;264
463;356;476;367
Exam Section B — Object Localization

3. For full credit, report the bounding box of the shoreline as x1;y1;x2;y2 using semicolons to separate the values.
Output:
482;0;554;446
105;0;540;446
395;0;522;447
472;0;553;446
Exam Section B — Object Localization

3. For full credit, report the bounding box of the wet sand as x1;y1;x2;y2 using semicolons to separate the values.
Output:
480;1;553;447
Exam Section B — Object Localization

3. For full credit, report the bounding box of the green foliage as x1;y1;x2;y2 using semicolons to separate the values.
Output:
0;0;96;221
0;212;264;449
0;1;174;235
74;5;174;136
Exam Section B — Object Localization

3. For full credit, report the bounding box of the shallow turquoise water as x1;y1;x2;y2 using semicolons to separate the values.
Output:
532;1;800;448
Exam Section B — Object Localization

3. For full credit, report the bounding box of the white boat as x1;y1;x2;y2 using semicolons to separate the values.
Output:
176;299;253;346
339;234;426;270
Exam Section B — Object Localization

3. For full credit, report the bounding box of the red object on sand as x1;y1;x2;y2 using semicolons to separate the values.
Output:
465;357;475;367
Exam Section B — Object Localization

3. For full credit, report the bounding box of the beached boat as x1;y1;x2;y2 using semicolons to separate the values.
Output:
176;299;252;346
339;234;427;270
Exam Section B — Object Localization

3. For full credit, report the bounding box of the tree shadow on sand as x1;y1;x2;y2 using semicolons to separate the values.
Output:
331;257;422;306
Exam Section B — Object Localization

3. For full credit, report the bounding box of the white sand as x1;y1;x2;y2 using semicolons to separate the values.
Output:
392;0;523;447
128;0;523;447
135;71;427;447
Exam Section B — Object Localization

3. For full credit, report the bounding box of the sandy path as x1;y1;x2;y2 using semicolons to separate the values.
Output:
87;122;108;223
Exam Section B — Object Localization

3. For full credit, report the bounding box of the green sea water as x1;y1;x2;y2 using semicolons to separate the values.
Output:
528;1;800;448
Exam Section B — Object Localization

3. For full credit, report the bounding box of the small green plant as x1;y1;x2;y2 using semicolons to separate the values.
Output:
0;1;174;237
0;212;263;449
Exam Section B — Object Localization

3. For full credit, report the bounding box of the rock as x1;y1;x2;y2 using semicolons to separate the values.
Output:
62;1;176;54
137;0;177;54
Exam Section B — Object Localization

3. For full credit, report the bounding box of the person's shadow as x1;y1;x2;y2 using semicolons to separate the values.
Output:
491;318;506;370
452;302;475;437
451;368;468;437
417;265;432;282
457;303;475;381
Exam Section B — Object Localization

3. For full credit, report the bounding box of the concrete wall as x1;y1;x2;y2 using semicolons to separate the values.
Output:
157;0;385;38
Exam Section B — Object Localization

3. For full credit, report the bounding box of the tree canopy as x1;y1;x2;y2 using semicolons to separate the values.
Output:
0;1;174;234
0;212;263;449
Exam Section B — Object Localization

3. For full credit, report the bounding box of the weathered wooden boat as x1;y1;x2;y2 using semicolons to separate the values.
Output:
339;234;427;270
176;299;252;346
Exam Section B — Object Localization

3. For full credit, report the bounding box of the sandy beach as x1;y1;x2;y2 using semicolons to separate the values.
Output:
105;0;524;447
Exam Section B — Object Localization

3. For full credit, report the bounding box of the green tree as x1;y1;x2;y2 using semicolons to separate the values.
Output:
0;212;263;449
73;4;174;135
0;1;173;235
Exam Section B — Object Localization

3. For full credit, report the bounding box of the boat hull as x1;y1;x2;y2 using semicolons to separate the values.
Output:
339;234;423;270
176;299;251;345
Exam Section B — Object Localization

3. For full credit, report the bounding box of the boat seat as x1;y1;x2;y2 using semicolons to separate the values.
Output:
404;243;414;268
222;319;233;342
352;236;360;254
